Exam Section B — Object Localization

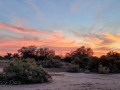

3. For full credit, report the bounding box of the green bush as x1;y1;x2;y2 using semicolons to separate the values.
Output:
0;59;51;85
99;64;110;74
67;64;79;73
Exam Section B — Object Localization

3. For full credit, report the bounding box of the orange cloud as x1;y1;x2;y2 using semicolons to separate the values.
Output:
1;30;120;57
0;23;120;57
0;37;78;56
73;32;120;57
0;23;79;56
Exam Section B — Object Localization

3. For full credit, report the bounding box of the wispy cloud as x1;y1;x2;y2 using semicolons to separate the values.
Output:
0;23;64;39
0;23;79;55
0;36;78;56
0;23;39;34
73;31;120;56
1;22;120;56
0;22;120;56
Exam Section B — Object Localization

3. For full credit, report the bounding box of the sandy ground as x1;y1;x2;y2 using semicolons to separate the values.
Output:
0;72;120;90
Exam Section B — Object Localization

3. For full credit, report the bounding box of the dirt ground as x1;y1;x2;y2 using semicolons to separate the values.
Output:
0;71;120;90
0;62;119;90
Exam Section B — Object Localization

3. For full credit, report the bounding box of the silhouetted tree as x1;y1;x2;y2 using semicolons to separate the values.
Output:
36;48;55;60
18;46;56;61
4;53;12;60
1;45;120;73
71;46;93;58
106;51;120;60
0;56;3;60
81;57;90;69
54;55;62;60
18;46;37;59
64;46;93;63
64;53;72;62
99;51;120;73
13;53;20;59
89;56;99;72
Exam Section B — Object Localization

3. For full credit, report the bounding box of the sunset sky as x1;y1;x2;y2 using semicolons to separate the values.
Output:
0;0;120;56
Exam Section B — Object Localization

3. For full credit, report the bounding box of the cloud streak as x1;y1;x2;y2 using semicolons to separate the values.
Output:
0;23;120;57
0;23;65;40
0;36;78;56
73;31;120;56
0;23;39;34
0;23;79;56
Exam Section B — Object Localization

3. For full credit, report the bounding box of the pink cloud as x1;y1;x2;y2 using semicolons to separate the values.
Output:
0;23;120;57
0;23;65;40
0;23;39;34
73;32;120;56
0;24;79;56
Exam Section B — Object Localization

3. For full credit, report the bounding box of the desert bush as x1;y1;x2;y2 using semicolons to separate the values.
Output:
71;57;91;71
88;57;99;72
84;70;90;73
0;59;51;85
99;64;110;74
40;59;63;68
67;64;79;73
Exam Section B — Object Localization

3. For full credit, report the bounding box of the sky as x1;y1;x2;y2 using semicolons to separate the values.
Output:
0;0;120;56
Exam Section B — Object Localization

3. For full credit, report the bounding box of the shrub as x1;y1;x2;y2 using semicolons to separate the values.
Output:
40;59;63;68
99;64;110;74
84;70;90;73
67;64;79;73
71;57;90;70
88;57;99;72
0;59;51;85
